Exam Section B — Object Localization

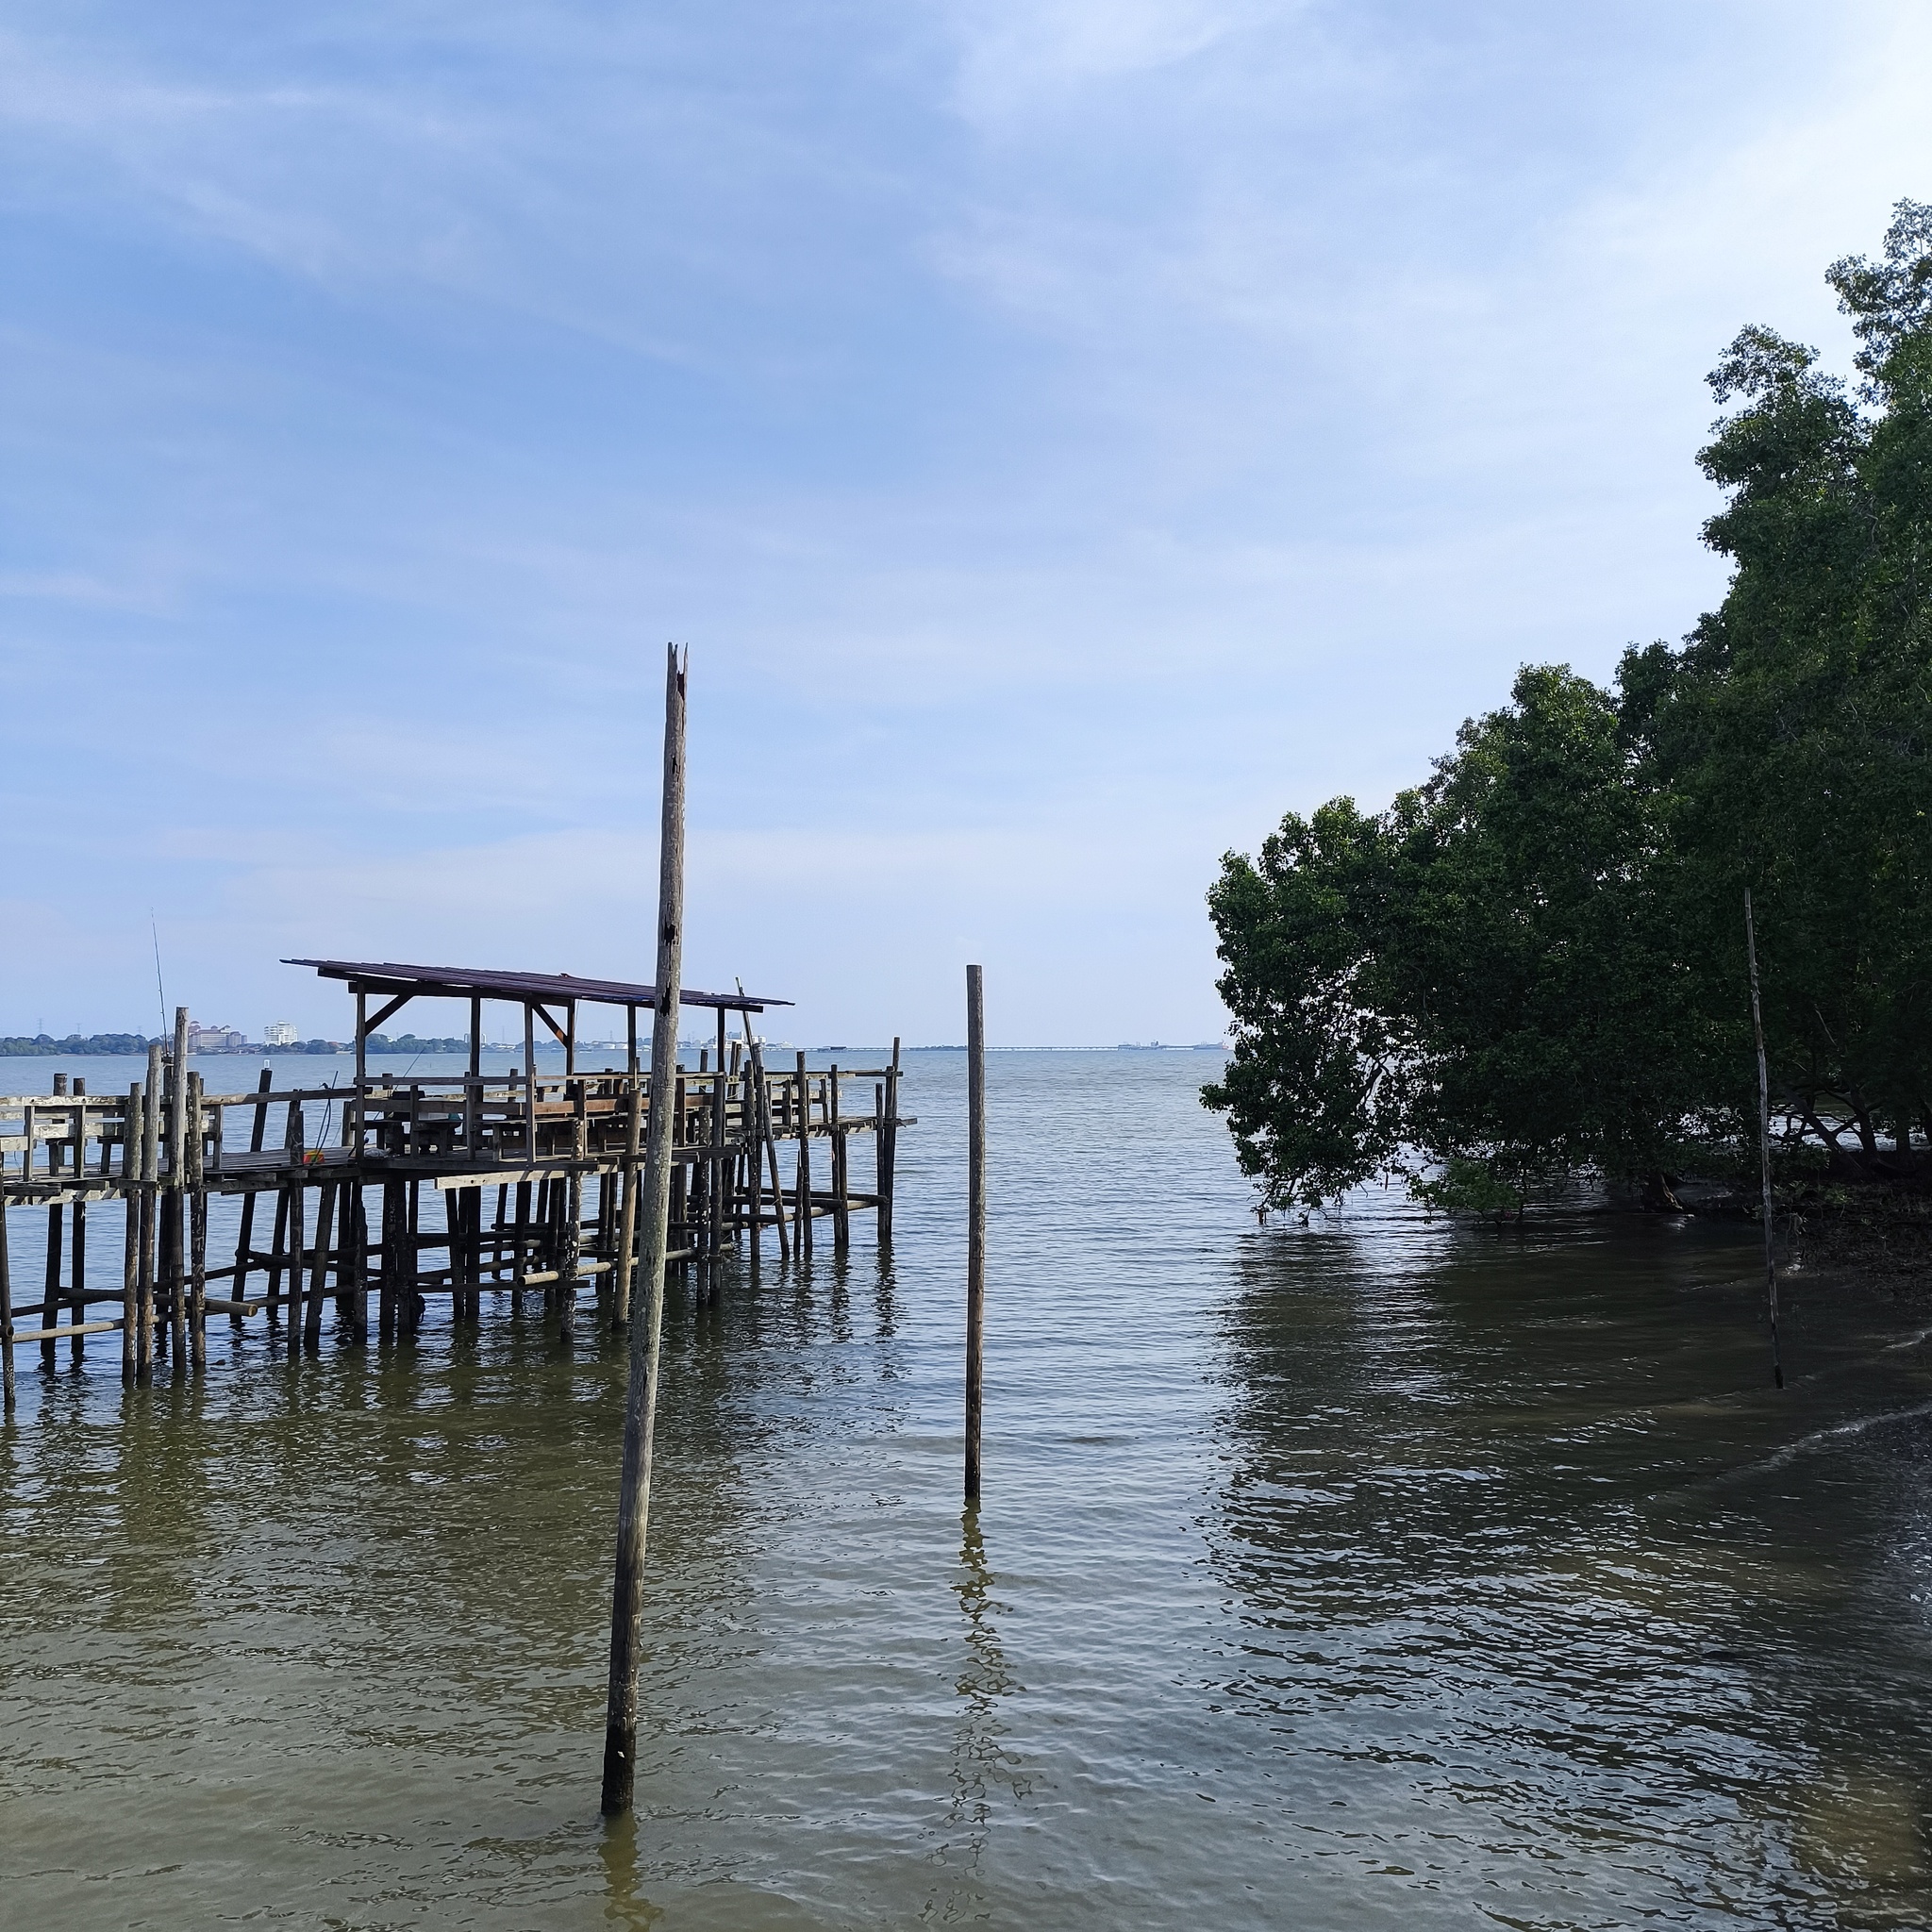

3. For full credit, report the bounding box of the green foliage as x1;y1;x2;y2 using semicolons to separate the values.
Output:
0;1032;159;1058
1209;202;1932;1209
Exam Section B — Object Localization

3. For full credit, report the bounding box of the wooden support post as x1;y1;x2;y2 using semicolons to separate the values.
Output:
613;1074;644;1325
139;1044;162;1380
560;1080;586;1329
344;1186;370;1341
122;1081;142;1382
512;1178;533;1314
830;1063;849;1248
40;1203;63;1374
795;1053;813;1259
379;1181;406;1339
0;1194;13;1410
746;1041;764;1277
401;1178;422;1336
470;997;482;1081
672;1076;687;1257
712;1008;727;1264
68;1085;88;1366
302;1181;336;1346
602;641;686;1817
232;1067;273;1324
187;1073;207;1372
166;1007;189;1374
965;964;986;1504
878;1038;900;1245
524;1009;538;1164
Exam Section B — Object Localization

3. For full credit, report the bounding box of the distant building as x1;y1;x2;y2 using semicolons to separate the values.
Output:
187;1020;248;1053
263;1022;299;1047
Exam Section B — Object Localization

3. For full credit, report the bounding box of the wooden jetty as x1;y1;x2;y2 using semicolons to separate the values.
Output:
0;958;909;1395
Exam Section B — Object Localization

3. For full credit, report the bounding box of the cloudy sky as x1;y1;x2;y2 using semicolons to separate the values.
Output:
3;1;1928;1045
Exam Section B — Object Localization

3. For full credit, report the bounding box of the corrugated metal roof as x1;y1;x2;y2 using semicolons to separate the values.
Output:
283;959;787;1012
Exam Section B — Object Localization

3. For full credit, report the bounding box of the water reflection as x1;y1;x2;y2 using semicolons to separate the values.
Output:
1208;1197;1932;1924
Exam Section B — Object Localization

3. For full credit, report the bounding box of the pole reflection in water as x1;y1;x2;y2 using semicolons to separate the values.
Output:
935;1505;1025;1903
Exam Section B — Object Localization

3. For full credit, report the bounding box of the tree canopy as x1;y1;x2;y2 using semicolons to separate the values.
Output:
1208;203;1932;1209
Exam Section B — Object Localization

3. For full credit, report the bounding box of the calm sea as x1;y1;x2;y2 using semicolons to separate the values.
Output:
5;1048;1932;1927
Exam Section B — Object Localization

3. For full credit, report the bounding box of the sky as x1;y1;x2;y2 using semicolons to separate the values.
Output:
3;1;1930;1048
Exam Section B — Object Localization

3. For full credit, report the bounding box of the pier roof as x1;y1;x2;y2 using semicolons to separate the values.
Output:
283;958;788;1013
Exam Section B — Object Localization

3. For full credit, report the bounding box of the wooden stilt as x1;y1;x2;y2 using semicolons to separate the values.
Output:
878;1038;900;1246
231;1067;273;1324
122;1080;142;1383
68;1081;89;1366
165;1009;189;1374
830;1063;849;1248
795;1054;813;1260
41;1204;62;1374
187;1073;207;1372
965;964;986;1504
139;1045;162;1380
0;1194;13;1410
305;1181;336;1347
603;641;687;1817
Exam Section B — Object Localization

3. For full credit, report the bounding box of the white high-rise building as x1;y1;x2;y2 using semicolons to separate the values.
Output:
263;1021;299;1046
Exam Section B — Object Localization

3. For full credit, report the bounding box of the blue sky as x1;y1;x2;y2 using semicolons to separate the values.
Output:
4;1;1928;1046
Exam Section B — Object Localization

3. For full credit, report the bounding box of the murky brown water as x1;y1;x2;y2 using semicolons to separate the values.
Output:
5;1051;1932;1927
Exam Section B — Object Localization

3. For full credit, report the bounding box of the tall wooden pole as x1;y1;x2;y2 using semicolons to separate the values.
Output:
965;963;986;1503
602;643;688;1816
1743;890;1784;1390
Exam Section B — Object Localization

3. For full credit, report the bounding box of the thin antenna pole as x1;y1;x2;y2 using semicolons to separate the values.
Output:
151;912;168;1041
602;643;688;1816
1743;889;1784;1390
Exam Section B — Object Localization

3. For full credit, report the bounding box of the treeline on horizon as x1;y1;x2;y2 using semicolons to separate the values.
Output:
0;1033;471;1058
1207;202;1932;1213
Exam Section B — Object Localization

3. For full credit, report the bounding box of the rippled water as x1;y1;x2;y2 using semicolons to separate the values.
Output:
6;1049;1932;1928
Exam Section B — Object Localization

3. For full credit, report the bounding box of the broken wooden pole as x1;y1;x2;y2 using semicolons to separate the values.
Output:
602;641;687;1818
1743;889;1784;1390
965;963;986;1504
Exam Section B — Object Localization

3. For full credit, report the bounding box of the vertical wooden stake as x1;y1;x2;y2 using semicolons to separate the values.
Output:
965;963;986;1503
41;1204;62;1375
232;1067;273;1324
1743;889;1784;1390
122;1082;142;1382
613;1072;643;1326
603;642;687;1817
0;1191;13;1411
139;1044;162;1380
187;1073;207;1372
795;1053;813;1259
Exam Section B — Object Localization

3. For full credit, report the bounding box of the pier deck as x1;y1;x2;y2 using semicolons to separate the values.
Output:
1;958;909;1392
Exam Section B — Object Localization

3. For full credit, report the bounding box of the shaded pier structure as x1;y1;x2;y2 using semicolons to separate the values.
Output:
1;960;908;1392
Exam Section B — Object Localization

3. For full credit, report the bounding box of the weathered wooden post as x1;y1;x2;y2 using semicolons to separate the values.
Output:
1;1187;14;1411
612;1065;643;1325
166;1007;189;1374
122;1081;142;1382
139;1044;162;1379
880;1035;900;1243
187;1072;208;1371
965;965;986;1503
602;642;687;1817
1743;889;1784;1390
231;1068;274;1324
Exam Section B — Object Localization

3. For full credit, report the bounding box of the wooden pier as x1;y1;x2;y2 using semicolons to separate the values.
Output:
1;958;909;1395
